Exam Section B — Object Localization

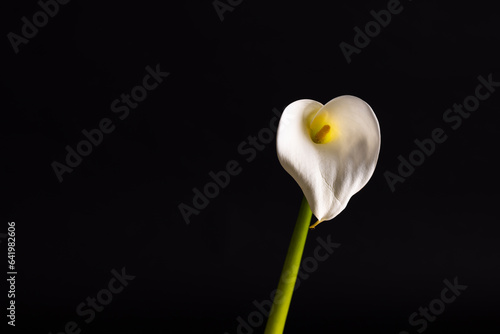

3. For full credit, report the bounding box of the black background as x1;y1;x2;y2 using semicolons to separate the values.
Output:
2;0;500;333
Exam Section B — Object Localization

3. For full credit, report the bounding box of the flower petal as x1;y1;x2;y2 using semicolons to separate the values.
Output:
276;95;380;225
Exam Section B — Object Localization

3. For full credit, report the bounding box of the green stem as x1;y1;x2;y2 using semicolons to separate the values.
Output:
264;196;312;334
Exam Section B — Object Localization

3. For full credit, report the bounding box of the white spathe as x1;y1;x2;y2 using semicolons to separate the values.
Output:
276;95;381;227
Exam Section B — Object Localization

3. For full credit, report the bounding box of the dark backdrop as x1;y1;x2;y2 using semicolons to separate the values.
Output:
2;1;499;333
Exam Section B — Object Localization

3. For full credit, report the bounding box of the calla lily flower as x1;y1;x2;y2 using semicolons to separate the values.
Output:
276;95;381;228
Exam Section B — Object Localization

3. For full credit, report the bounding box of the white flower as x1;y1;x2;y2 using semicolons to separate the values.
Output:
276;95;381;228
